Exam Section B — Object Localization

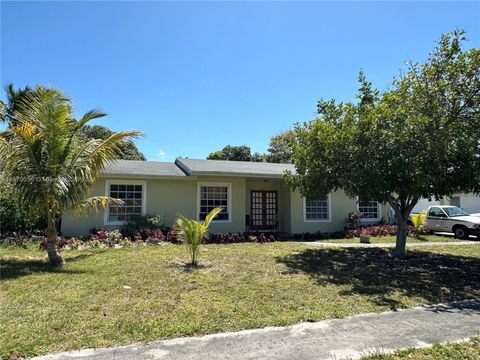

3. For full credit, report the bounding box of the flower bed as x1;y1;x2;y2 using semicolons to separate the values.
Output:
344;224;416;238
34;229;279;250
3;224;419;250
207;232;276;244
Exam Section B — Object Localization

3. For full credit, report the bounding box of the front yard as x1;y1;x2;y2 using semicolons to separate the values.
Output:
1;239;480;359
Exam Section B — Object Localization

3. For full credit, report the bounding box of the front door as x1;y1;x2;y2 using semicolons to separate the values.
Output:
250;190;278;230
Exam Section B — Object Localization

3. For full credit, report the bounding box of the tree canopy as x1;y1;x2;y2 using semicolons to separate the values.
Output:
207;131;294;164
79;125;146;161
265;130;294;163
207;145;265;162
286;30;480;258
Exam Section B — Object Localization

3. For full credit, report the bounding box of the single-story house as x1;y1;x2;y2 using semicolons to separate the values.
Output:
61;158;391;237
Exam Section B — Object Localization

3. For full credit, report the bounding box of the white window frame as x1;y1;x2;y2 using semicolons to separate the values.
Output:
356;197;381;222
104;180;147;225
303;193;332;222
197;182;232;223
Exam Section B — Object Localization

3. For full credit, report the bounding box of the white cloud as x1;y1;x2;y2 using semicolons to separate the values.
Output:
157;150;167;159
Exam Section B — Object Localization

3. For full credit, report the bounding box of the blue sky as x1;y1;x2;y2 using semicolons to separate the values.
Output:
1;1;479;161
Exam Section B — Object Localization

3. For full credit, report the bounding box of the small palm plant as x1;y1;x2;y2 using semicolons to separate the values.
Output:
173;207;222;266
410;210;427;238
0;85;141;265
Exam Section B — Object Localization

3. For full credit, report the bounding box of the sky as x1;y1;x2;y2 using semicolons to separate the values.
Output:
1;1;479;161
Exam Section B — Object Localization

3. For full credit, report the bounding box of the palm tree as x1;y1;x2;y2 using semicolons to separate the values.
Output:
410;210;427;238
0;85;141;265
173;207;222;266
0;84;32;125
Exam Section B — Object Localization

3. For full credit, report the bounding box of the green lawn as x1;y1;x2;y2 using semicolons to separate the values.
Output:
1;241;480;359
361;336;480;359
318;234;463;244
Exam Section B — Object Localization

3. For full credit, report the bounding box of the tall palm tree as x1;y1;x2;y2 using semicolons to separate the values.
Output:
0;86;141;264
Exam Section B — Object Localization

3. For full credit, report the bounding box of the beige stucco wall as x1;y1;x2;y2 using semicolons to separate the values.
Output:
61;175;392;237
62;176;247;237
61;177;198;237
289;189;391;234
61;179;107;237
280;183;292;233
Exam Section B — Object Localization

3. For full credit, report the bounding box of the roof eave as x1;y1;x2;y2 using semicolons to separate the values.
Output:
188;171;287;179
100;173;195;180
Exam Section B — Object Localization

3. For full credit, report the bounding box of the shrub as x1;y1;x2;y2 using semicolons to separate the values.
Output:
165;228;178;243
89;239;102;248
258;233;268;243
344;224;416;238
140;228;164;241
0;177;47;234
146;236;164;245
120;238;132;247
122;214;164;236
57;236;70;248
68;238;82;249
346;211;363;229
1;232;45;248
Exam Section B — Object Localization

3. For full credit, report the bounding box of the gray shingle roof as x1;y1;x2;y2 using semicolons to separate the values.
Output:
175;158;296;178
102;160;186;177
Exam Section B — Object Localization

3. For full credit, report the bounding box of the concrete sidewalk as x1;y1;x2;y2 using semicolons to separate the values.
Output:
304;240;478;248
33;300;480;360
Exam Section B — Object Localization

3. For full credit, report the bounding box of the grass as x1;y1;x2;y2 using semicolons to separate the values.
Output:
361;336;480;359
1;241;480;359
318;234;463;243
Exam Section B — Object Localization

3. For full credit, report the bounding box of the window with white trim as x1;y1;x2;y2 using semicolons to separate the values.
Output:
358;200;380;219
199;185;229;221
304;196;329;221
107;184;144;223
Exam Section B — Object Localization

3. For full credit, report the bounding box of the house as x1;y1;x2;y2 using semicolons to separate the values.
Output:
61;158;391;237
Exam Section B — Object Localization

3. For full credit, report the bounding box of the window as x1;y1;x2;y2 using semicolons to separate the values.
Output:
428;207;445;217
105;181;145;224
198;183;230;222
358;199;380;220
304;195;330;222
444;206;468;217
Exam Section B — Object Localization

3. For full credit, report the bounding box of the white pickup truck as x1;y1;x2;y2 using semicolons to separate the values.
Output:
425;205;480;239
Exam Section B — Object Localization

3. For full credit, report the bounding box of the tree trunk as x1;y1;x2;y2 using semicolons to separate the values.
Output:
393;218;409;259
46;219;64;265
388;195;419;260
192;249;197;266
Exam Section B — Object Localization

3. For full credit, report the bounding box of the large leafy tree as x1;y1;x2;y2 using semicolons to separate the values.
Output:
207;132;294;164
207;145;256;161
0;86;141;264
265;130;295;163
287;31;480;258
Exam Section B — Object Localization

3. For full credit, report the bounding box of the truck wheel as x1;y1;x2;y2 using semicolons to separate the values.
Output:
453;226;469;240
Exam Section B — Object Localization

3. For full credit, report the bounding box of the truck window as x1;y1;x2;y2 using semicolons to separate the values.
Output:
428;207;445;217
